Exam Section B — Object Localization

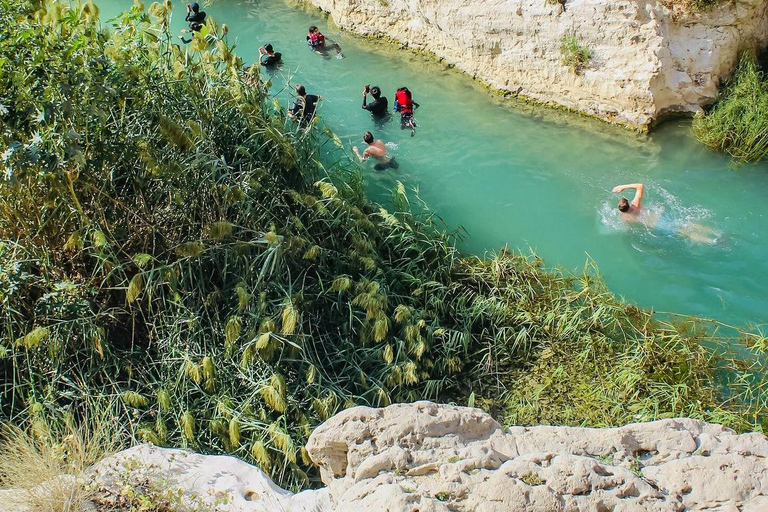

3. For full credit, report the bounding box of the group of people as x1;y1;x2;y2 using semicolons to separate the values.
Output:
256;25;421;172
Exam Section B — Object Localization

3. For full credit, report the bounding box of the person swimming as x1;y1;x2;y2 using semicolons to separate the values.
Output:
613;183;720;244
352;131;399;171
306;26;343;58
259;44;282;67
362;85;389;120
306;26;325;50
394;87;419;136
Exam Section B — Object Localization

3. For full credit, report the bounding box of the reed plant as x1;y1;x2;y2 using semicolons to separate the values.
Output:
693;51;768;164
1;0;766;491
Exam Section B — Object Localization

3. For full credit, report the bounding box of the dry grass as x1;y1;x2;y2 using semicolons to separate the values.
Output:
0;405;123;512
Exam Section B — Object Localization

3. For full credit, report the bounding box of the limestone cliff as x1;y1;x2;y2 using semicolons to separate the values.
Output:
2;402;767;511
307;0;768;129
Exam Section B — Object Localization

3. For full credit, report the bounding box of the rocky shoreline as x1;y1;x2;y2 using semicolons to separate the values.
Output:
3;402;767;511
307;0;768;130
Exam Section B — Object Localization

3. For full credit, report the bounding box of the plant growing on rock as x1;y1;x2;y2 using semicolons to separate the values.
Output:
560;34;590;73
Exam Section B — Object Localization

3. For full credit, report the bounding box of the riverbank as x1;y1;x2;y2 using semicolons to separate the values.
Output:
307;0;768;130
3;402;768;511
1;0;767;494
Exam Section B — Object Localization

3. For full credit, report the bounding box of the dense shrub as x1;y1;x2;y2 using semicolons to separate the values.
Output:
1;0;767;490
694;52;768;164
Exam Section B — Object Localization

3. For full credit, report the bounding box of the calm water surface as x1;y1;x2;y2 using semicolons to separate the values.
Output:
101;0;768;327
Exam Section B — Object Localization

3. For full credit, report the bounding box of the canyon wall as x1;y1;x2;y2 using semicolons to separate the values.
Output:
307;0;768;129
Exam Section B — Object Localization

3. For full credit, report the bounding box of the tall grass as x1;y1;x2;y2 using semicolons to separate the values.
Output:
0;402;122;512
693;52;768;164
1;0;767;491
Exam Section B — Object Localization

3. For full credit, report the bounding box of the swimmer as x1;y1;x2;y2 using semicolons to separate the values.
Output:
394;87;420;136
362;85;389;120
612;183;720;244
288;84;321;126
353;131;399;171
306;26;343;58
259;44;282;67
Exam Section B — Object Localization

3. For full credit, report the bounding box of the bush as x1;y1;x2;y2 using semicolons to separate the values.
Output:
560;34;590;72
1;0;767;491
693;52;768;164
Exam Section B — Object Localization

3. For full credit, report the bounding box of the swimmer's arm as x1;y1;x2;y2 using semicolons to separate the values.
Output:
614;183;645;208
352;146;367;162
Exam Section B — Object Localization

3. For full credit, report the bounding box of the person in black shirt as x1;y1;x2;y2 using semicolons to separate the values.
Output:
259;44;282;67
362;85;389;120
179;3;207;43
289;84;321;126
185;3;206;27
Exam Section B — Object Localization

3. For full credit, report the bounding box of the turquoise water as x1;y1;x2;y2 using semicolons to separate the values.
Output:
100;0;768;327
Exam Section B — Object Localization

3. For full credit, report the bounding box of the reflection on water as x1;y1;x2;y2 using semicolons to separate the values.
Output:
97;0;768;326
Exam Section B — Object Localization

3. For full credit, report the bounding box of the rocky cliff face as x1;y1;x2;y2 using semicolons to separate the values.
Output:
3;402;767;511
307;0;768;129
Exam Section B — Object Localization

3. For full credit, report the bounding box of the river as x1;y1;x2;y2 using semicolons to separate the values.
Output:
99;0;768;327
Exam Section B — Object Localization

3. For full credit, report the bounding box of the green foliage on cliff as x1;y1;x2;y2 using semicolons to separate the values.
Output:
560;35;590;73
693;52;768;164
2;0;767;490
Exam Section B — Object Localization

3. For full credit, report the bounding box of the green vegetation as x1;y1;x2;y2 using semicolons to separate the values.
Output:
0;402;122;511
560;35;590;73
520;472;545;486
693;52;768;164
1;0;767;492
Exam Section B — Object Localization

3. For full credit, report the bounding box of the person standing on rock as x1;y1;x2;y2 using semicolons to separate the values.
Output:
353;131;399;171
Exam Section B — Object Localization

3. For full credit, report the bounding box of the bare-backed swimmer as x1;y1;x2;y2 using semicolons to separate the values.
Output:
353;131;399;171
613;183;720;244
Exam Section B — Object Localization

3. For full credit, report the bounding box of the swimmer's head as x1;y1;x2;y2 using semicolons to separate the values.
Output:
190;2;199;12
370;86;381;98
264;44;274;53
363;131;374;144
618;197;630;213
295;84;306;96
309;25;318;33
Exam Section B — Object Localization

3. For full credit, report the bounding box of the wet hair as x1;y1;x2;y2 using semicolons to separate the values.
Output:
190;2;199;13
264;44;273;53
370;86;381;98
363;131;374;144
618;197;630;213
295;84;306;96
309;25;318;33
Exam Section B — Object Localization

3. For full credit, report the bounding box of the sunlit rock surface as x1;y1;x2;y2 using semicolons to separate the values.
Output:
308;0;768;129
307;402;768;511
2;402;767;511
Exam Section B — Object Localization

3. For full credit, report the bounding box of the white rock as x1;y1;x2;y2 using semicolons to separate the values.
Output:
306;401;768;511
308;0;768;129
